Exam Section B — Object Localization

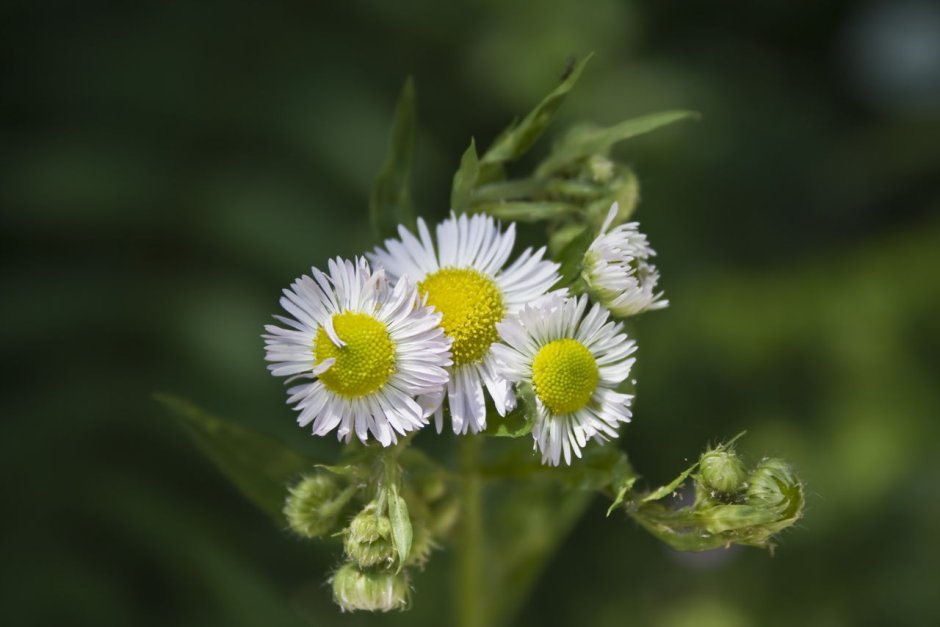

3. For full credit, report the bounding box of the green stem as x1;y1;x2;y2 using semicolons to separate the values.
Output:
456;435;485;627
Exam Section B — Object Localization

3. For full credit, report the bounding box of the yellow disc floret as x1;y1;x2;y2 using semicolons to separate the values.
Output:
531;339;598;415
314;312;395;398
418;267;505;366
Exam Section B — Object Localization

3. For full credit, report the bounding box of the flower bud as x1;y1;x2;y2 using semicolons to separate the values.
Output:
331;563;410;612
581;203;668;318
699;449;748;495
345;505;396;568
586;155;614;183
746;458;802;515
283;472;350;538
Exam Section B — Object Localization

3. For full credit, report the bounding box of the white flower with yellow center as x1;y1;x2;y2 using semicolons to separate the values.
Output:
582;202;668;317
492;295;636;466
368;213;561;434
263;257;452;446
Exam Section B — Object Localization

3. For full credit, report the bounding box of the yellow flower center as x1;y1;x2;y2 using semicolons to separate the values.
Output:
314;312;395;398
531;339;598;415
418;267;505;366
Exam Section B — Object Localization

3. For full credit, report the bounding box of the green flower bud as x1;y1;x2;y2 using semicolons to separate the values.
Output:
345;505;396;568
283;473;351;538
745;458;802;516
331;563;410;612
587;155;614;183
699;449;748;495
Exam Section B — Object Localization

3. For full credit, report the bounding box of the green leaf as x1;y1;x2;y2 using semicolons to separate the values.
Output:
548;222;588;257
606;475;639;517
552;445;637;492
555;224;594;286
370;77;417;239
486;382;537;438
450;139;480;212
384;459;413;571
154;394;313;524
479;54;593;172
641;459;700;503
536;110;699;177
472;201;579;223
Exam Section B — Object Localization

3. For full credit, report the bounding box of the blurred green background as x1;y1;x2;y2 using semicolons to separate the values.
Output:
3;0;940;625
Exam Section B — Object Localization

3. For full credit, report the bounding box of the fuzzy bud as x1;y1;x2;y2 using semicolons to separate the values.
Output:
746;458;802;513
345;505;396;568
283;473;350;538
331;563;409;612
699;449;748;495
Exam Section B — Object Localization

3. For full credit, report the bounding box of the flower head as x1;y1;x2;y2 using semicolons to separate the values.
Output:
493;295;636;465
369;213;561;434
264;257;452;446
582;202;668;317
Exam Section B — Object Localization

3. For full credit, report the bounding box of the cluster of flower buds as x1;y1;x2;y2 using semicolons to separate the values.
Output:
282;449;457;612
623;439;805;552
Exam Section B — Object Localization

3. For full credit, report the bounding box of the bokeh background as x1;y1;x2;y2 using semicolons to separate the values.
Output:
3;0;940;625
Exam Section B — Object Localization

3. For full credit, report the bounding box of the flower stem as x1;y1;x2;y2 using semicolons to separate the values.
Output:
456;434;485;627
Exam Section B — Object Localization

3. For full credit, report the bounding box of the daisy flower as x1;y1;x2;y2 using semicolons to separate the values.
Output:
263;257;452;446
492;295;636;466
582;202;668;317
368;213;561;434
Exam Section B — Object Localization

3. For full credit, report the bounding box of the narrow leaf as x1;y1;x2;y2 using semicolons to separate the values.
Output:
536;110;699;177
641;460;700;503
384;459;412;571
154;394;313;523
450;138;480;212
370;77;417;239
606;475;639;516
473;201;579;223
480;54;593;169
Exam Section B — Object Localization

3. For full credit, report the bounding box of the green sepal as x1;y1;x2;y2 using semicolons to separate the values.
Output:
370;77;417;239
154;394;313;524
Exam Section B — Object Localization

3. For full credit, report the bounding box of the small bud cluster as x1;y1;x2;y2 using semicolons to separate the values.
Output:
687;448;805;549
283;450;455;612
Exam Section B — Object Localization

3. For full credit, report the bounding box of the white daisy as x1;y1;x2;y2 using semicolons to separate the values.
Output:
368;213;561;434
263;256;452;446
492;295;636;466
582;202;668;317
